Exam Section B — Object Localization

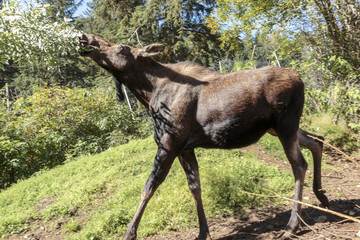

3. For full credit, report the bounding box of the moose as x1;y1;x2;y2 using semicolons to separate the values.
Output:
78;34;329;240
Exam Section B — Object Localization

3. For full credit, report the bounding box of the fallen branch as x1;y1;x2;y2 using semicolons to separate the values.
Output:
307;135;360;168
236;189;360;224
295;212;318;235
265;189;360;224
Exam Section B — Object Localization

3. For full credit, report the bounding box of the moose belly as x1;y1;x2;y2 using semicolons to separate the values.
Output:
187;87;274;149
187;116;271;149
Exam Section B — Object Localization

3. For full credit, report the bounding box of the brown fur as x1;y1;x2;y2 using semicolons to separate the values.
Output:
79;34;329;240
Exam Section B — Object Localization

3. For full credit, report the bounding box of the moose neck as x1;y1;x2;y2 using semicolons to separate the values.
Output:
114;57;164;109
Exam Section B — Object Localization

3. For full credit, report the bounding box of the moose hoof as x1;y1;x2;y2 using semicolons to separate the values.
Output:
123;236;135;240
196;233;212;240
316;192;329;208
123;236;136;240
123;233;136;240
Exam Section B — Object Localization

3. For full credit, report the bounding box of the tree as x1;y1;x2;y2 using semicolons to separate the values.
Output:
86;0;238;66
39;0;85;18
0;1;79;70
207;0;360;83
0;1;105;94
311;0;360;82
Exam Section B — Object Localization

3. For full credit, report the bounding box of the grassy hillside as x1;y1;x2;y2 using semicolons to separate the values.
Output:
0;137;293;239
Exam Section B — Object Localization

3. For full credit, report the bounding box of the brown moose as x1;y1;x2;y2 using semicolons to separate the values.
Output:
78;34;329;240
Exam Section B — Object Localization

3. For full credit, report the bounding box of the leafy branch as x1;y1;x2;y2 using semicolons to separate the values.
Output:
0;0;80;70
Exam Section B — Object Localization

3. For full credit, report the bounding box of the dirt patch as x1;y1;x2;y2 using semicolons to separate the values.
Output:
6;206;91;240
6;219;68;240
142;144;360;240
37;197;56;214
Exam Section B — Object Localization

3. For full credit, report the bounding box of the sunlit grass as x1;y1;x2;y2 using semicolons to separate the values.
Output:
0;137;293;239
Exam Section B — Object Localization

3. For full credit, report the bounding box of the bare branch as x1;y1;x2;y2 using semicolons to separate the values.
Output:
127;26;143;47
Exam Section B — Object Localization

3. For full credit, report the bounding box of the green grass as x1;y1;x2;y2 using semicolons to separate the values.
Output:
0;137;293;239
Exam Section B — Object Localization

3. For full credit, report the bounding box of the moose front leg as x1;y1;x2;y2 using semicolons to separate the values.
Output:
123;146;177;240
276;129;307;237
178;149;211;240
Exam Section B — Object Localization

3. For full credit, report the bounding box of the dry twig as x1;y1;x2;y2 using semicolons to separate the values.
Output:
307;135;360;168
127;26;143;47
295;212;318;234
236;189;360;224
265;189;360;224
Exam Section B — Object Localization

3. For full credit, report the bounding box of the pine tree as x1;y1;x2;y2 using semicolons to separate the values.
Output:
40;0;85;17
87;0;236;66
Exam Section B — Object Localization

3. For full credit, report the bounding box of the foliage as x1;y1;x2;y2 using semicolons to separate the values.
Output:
0;87;151;189
302;83;360;151
207;0;360;83
0;137;293;239
304;83;360;132
65;219;81;233
230;60;256;71
0;0;104;93
40;0;86;18
212;31;305;74
303;113;359;152
8;55;107;95
83;0;236;67
0;0;80;70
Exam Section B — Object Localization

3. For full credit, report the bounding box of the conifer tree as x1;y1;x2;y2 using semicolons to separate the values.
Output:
88;0;236;66
40;0;85;17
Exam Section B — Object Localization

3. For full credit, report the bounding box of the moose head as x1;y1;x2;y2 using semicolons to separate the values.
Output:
78;34;165;71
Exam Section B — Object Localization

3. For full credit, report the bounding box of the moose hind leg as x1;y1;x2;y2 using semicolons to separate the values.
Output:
298;129;329;207
178;150;211;240
123;147;177;240
277;128;307;234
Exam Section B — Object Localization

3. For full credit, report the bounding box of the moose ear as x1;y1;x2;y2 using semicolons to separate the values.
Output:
134;44;165;57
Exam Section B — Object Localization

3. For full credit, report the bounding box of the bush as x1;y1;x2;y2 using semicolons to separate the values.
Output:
304;83;360;131
0;87;152;189
302;113;359;152
303;83;360;151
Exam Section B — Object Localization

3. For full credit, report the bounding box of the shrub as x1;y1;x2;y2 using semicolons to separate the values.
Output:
65;219;81;233
303;83;360;151
0;87;152;189
304;82;360;132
